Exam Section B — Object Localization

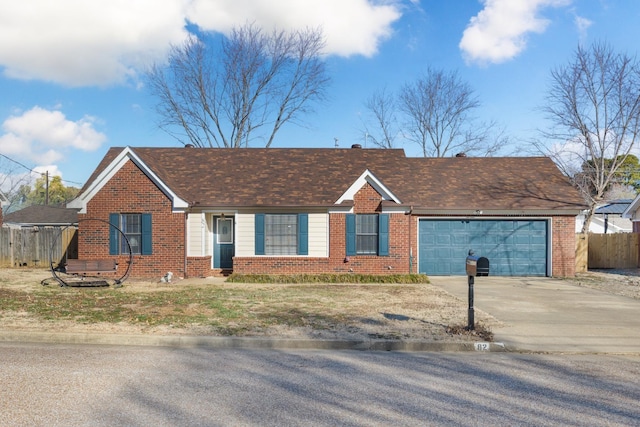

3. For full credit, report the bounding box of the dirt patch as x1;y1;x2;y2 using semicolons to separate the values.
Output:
0;268;497;342
568;269;640;300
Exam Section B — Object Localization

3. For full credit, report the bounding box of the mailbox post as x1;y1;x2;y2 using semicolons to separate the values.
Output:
465;251;478;330
465;250;489;330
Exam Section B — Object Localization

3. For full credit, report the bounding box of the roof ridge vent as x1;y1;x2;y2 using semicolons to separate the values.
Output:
351;144;362;149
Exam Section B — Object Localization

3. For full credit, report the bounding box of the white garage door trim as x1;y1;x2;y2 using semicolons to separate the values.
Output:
417;217;552;276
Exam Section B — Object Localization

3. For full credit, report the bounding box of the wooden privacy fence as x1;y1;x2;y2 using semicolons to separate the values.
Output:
0;227;77;268
586;232;640;269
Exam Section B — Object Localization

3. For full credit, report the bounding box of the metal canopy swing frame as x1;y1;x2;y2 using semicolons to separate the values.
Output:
48;218;133;287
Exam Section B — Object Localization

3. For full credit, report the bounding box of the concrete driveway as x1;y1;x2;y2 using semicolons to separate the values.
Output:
429;276;640;354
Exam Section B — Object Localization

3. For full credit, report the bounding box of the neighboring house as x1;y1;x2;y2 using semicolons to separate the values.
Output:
576;199;634;234
0;190;8;225
622;195;640;232
2;205;79;229
68;146;585;278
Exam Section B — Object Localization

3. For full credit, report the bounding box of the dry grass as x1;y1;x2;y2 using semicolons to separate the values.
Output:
569;270;640;300
0;268;498;342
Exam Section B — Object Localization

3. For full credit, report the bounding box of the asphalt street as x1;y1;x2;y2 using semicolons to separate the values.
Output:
1;342;639;426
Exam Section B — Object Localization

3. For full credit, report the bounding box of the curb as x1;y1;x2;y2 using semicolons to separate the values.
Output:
0;332;507;352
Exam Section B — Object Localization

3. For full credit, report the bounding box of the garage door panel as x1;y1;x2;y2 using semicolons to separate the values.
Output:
530;235;546;245
514;235;532;244
451;234;468;245
436;235;452;245
419;219;548;276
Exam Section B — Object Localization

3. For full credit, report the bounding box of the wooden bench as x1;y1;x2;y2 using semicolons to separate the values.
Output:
65;259;118;275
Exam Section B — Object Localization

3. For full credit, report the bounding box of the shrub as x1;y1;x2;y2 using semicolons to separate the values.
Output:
226;273;430;284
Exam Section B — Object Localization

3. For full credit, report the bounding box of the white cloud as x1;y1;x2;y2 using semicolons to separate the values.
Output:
575;15;592;44
459;0;571;65
187;0;402;58
0;107;107;165
0;0;190;87
0;0;403;87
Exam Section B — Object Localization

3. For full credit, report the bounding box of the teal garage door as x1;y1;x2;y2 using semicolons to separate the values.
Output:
419;219;548;276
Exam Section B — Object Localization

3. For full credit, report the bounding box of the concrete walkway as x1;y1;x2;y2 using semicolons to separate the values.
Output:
429;276;640;354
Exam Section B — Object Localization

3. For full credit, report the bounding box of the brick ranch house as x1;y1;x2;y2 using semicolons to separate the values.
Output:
67;146;586;279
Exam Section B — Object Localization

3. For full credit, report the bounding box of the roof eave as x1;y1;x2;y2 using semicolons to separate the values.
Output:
411;208;584;216
68;146;189;213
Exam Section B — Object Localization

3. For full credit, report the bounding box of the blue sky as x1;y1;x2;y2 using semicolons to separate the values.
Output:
0;0;638;190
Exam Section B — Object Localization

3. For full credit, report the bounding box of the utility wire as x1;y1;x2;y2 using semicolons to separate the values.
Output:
0;152;84;186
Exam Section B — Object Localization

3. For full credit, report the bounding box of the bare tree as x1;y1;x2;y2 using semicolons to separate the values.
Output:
0;154;34;213
397;68;505;157
538;42;640;233
147;24;330;148
361;88;398;149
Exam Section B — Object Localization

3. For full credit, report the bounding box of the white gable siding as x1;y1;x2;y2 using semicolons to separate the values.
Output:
235;212;328;257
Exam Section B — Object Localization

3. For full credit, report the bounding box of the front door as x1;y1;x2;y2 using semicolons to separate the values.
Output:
214;216;234;269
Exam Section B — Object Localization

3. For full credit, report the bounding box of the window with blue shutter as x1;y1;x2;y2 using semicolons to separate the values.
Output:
109;213;119;255
255;214;265;255
141;213;152;255
256;213;308;255
378;214;389;256
298;213;308;255
346;213;389;256
109;213;153;255
346;214;356;256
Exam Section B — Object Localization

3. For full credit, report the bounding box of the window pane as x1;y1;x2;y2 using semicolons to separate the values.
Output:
122;214;141;234
356;214;378;234
217;218;233;244
121;214;141;254
357;235;377;254
356;214;378;255
265;214;297;255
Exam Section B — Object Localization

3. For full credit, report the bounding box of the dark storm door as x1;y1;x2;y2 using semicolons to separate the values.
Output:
214;217;234;269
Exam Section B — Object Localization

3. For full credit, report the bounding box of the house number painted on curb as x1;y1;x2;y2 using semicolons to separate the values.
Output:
474;342;491;351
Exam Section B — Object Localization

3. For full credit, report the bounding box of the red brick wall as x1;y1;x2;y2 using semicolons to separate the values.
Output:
187;256;213;277
552;215;577;277
78;161;578;278
234;183;414;275
78;160;186;279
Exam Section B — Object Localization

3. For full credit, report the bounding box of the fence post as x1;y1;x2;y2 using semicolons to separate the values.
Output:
575;233;588;273
10;228;14;267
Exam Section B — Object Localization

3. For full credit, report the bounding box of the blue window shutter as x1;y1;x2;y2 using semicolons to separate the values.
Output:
378;214;389;256
346;214;356;256
255;214;265;255
109;213;119;255
298;213;308;255
141;213;152;255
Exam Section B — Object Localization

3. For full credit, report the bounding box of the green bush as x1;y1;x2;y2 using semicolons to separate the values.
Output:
226;273;430;284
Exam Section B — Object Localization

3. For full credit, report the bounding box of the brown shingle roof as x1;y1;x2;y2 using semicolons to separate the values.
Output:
83;147;585;212
3;205;79;226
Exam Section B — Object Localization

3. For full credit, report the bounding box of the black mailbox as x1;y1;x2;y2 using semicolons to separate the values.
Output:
466;250;490;277
466;253;478;276
476;257;489;276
